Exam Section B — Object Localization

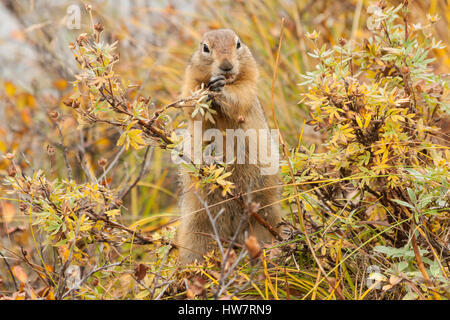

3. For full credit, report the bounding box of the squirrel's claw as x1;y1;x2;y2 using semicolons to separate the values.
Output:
208;75;226;92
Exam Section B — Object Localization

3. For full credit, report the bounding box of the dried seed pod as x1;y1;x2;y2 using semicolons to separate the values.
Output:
187;276;206;298
63;98;73;107
245;235;262;260
91;277;99;286
223;249;237;272
98;158;108;167
19;203;28;212
47;145;55;156
94;22;104;33
134;263;149;281
7;165;17;177
73;100;80;109
49;111;59;121
76;33;88;46
400;66;410;74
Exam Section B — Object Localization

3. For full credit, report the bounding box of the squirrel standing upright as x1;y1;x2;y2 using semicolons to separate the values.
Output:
177;29;281;263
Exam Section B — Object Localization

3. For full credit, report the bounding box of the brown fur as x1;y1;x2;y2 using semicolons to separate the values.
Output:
177;29;282;263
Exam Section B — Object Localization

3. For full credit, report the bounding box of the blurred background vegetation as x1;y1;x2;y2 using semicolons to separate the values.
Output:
0;0;449;300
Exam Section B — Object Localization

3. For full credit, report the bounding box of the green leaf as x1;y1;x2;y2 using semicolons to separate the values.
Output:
403;291;418;300
391;199;414;209
407;188;417;204
397;261;408;272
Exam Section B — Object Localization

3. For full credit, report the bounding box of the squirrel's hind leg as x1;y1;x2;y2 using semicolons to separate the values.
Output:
177;192;213;264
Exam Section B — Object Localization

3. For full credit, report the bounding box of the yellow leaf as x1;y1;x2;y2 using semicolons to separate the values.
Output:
126;129;146;150
79;224;92;232
95;137;111;148
356;116;363;129
364;114;372;129
4;82;16;97
136;290;150;299
105;209;120;219
117;131;128;149
14;293;26;300
0;140;6;153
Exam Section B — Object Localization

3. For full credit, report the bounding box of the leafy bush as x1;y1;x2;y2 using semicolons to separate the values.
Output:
282;3;449;299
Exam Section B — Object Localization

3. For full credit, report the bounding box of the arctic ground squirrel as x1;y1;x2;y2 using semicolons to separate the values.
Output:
177;29;281;263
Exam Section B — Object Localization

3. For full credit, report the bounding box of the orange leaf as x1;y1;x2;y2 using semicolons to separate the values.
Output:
21;109;32;126
10;30;26;41
46;288;55;300
57;245;70;262
1;201;16;224
53;79;68;91
12;265;28;283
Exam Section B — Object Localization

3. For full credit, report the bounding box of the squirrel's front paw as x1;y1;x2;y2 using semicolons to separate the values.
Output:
207;75;226;92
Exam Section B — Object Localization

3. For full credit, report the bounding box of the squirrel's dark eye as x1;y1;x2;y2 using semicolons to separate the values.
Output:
236;40;241;49
203;43;210;53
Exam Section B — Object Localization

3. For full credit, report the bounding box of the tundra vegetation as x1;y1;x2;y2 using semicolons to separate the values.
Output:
0;0;449;300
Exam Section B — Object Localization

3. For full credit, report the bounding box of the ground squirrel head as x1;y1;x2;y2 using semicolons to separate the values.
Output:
188;29;258;85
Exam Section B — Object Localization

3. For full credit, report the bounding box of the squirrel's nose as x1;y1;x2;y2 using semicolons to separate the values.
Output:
219;60;233;72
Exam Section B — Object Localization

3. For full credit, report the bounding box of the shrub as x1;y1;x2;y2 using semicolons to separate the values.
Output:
282;3;449;299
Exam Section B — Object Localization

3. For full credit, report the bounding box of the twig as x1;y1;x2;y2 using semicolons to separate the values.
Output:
119;146;153;199
0;250;18;291
215;209;248;299
194;192;226;259
150;241;173;299
61;258;128;299
98;145;126;182
53;119;73;180
250;210;283;241
76;129;97;183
